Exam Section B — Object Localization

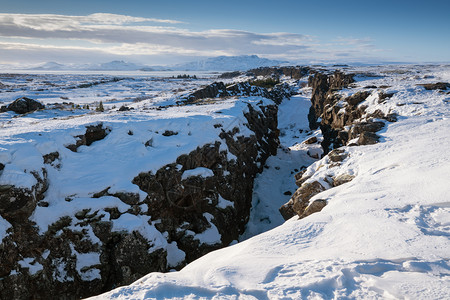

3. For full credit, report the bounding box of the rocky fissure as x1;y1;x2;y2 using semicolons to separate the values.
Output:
0;83;281;299
281;69;398;220
0;67;397;299
184;80;293;105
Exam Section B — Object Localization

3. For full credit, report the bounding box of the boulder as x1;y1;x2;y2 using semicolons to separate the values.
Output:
418;82;450;90
66;123;110;152
348;121;384;140
302;199;327;217
345;91;371;106
279;181;326;220
6;97;44;114
328;149;348;162
332;174;355;187
358;131;380;145
303;136;317;144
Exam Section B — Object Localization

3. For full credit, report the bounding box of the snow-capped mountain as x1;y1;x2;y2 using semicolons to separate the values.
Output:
24;55;288;72
30;61;68;70
86;60;147;71
171;55;287;71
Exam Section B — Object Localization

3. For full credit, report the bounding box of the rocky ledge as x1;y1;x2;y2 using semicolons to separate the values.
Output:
281;70;398;220
0;83;284;299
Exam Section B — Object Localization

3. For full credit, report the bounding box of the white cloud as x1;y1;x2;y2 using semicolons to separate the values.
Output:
0;13;388;64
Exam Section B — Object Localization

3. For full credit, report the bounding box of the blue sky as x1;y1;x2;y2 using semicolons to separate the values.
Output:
0;0;449;65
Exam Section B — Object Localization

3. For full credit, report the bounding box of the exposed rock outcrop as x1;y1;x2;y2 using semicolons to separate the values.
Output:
306;70;396;153
281;69;398;220
66;123;111;152
248;66;311;80
280;147;355;220
1;97;45;114
185;82;229;102
184;81;294;105
417;82;450;90
0;100;279;299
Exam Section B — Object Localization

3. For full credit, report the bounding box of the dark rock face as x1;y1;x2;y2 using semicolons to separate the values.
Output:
333;174;355;187
0;101;279;299
418;82;450;90
43;152;60;164
280;181;326;220
133;103;279;263
185;82;229;102
306;71;393;153
66;123;111;152
358;131;380;145
303;199;327;217
4;97;45;114
281;70;394;220
0;170;47;224
184;81;294;105
219;71;243;79
303;136;318;144
346;91;371;106
248;66;310;79
118;105;132;111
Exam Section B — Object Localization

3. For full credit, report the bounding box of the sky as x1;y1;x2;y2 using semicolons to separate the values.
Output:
0;0;449;66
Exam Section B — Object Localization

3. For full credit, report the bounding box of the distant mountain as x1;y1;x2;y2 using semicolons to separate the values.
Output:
26;55;288;72
170;55;288;71
87;60;146;71
30;62;68;70
28;60;148;71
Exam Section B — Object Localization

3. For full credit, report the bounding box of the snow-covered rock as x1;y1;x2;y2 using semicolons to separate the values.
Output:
0;73;282;299
90;64;450;300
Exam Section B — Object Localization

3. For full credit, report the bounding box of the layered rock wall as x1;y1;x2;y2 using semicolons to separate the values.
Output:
0;98;280;299
281;70;397;220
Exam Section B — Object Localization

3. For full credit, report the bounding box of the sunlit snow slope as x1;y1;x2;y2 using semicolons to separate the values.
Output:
91;65;450;299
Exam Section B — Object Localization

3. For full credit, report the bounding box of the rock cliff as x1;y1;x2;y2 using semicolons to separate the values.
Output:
281;70;398;220
0;87;281;299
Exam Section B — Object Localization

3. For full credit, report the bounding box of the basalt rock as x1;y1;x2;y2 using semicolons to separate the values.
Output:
333;174;355;187
0;100;279;299
345;91;371;106
0;169;47;224
348;121;385;140
306;70;395;153
358;131;380;145
133;102;279;263
303;136;318;144
418;82;450;90
280;181;326;220
184;81;293;105
185;82;229;102
302;199;327;218
248;66;310;80
5;97;45;114
66;123;111;152
283;70;391;221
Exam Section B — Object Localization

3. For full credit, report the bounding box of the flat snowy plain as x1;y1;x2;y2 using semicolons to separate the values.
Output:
1;65;449;299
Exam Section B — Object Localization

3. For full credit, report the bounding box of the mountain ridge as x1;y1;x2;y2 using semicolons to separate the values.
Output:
26;55;287;72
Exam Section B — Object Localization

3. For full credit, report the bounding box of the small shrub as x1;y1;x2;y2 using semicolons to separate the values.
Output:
96;101;104;112
249;77;280;89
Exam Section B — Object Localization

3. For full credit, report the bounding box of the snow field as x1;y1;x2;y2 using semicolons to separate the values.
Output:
90;65;450;299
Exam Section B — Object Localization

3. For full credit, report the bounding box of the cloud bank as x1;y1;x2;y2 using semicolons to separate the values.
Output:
0;13;386;65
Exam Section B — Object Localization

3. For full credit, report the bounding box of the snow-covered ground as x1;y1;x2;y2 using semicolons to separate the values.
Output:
89;65;450;299
0;72;277;273
0;73;213;107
